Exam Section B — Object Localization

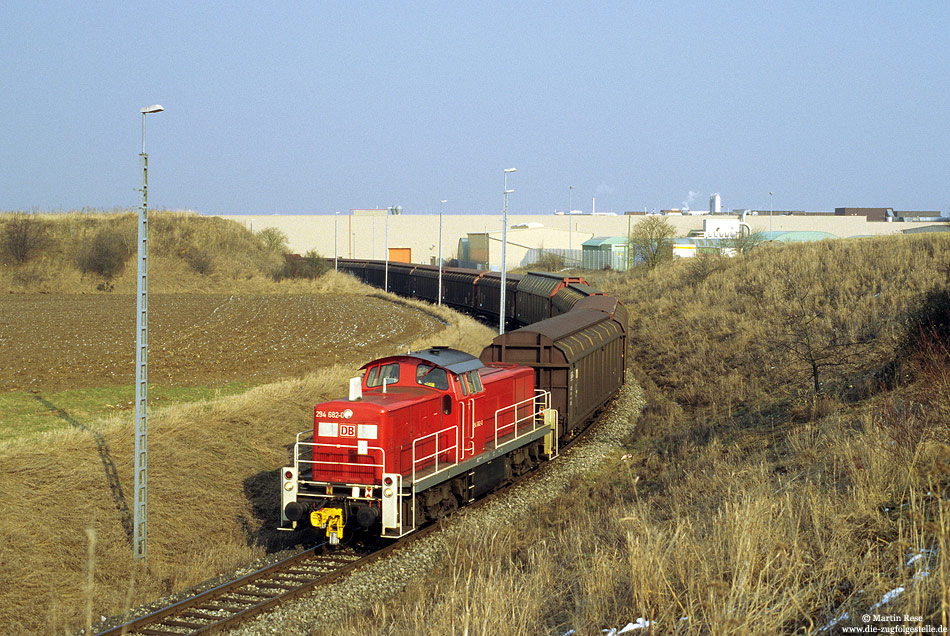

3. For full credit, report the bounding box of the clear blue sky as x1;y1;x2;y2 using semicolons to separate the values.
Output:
2;2;947;215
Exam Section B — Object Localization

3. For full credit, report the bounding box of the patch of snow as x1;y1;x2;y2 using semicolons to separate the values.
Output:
871;586;904;610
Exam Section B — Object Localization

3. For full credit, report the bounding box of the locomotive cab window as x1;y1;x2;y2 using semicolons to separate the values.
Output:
416;363;448;390
366;363;400;388
467;370;483;393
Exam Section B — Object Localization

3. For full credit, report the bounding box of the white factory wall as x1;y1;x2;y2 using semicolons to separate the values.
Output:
216;214;922;270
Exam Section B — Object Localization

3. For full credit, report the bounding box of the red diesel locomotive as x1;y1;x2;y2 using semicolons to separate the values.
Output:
279;346;557;543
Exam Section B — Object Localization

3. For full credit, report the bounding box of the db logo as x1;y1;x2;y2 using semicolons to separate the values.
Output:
339;424;357;437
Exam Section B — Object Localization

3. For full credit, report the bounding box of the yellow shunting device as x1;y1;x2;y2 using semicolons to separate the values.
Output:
311;507;344;544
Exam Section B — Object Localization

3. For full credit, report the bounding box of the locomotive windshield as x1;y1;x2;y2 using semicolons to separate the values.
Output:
458;370;483;396
467;370;483;392
415;363;449;390
366;363;400;387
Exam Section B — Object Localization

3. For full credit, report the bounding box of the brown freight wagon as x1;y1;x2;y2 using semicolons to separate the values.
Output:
514;272;587;326
479;309;626;438
474;271;522;325
407;264;441;304
573;294;628;329
440;267;481;312
551;282;603;317
385;262;416;296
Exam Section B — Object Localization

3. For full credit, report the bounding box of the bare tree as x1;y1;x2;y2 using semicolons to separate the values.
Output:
628;216;676;268
746;270;876;397
257;227;290;253
722;230;765;255
1;213;51;264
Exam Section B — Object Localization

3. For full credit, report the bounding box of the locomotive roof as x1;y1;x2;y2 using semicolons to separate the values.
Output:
362;346;484;375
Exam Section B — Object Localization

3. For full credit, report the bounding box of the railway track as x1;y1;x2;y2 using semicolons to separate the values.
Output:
91;541;396;636
92;401;605;636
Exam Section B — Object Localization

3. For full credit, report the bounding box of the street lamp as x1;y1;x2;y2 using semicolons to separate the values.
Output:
769;191;774;239
438;200;446;305
386;205;401;291
500;168;516;334
569;185;575;255
334;211;340;272
134;103;163;561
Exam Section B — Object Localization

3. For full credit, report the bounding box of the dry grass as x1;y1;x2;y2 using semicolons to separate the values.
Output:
0;211;496;635
592;235;950;421
4;216;948;634
0;367;345;634
0;209;284;294
317;235;949;636
0;290;495;635
322;397;948;636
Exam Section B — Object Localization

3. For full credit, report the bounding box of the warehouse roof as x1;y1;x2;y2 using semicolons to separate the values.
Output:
755;230;839;242
582;236;628;247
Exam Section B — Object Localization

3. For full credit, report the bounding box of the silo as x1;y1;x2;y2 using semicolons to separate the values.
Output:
710;193;722;214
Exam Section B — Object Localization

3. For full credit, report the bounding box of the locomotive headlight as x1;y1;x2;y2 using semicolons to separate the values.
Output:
284;482;294;491
384;488;393;498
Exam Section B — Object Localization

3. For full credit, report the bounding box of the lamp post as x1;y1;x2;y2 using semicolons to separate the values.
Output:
438;200;446;305
500;168;516;334
569;185;574;255
334;212;340;272
134;103;163;561
386;206;401;292
769;191;774;239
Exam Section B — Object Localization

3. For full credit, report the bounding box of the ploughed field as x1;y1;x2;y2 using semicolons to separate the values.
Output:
0;293;443;393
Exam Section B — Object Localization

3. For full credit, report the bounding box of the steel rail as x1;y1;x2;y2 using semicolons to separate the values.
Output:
92;545;372;636
92;510;455;636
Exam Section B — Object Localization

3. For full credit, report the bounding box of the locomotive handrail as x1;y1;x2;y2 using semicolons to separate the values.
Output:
411;424;460;485
492;390;551;447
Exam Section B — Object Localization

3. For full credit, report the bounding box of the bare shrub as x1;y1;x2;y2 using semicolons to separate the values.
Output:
685;252;725;283
75;227;133;280
273;250;329;281
1;212;52;264
181;245;214;274
532;249;565;271
722;230;765;255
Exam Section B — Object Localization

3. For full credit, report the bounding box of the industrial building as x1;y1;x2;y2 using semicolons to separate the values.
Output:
217;208;947;272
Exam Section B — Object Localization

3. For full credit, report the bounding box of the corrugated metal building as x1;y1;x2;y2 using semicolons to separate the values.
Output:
581;237;629;270
903;225;950;234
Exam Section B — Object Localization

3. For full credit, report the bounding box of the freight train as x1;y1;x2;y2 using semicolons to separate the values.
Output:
278;260;627;543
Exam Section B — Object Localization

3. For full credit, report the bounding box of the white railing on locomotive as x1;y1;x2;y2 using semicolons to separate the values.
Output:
293;431;386;487
411;424;461;485
492;390;551;446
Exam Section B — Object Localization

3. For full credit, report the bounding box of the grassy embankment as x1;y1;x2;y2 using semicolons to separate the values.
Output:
3;211;948;634
318;234;950;635
0;210;497;635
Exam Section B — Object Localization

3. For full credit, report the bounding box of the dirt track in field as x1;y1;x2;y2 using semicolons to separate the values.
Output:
0;294;443;392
